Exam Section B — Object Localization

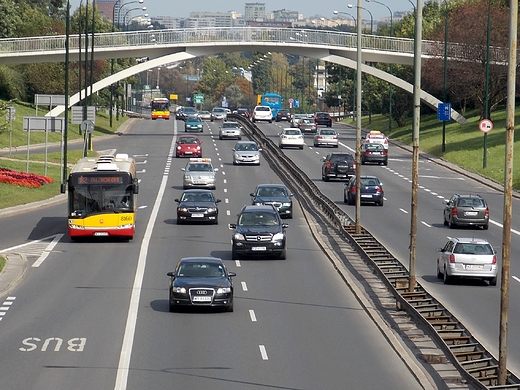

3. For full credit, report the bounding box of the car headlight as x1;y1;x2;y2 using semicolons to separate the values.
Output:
234;153;241;159
184;175;193;181
234;233;245;241
254;202;263;206
173;286;186;294
178;207;189;212
217;287;231;294
282;202;291;207
273;232;285;241
197;124;202;128
207;207;217;213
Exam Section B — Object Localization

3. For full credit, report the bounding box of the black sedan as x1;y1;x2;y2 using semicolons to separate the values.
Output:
250;183;294;219
344;175;384;206
175;189;220;224
167;257;236;312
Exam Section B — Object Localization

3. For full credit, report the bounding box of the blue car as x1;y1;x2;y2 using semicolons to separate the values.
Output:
185;115;203;132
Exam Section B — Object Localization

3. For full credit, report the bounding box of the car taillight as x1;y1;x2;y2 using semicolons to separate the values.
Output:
492;255;497;264
364;150;370;155
350;185;356;193
449;254;456;263
318;135;323;139
376;187;382;193
352;162;356;169
326;161;331;171
451;207;457;216
485;207;489;217
382;150;388;155
333;136;338;139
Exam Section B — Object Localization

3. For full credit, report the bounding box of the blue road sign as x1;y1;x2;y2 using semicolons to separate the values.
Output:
438;103;451;121
294;99;300;109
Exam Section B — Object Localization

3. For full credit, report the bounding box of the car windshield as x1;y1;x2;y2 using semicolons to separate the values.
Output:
213;108;225;113
331;154;353;162
283;130;300;135
320;130;335;135
235;143;258;151
178;137;199;144
238;212;279;226
177;263;225;277
223;123;239;129
360;178;379;186
181;192;214;202
458;198;485;207
453;243;493;255
256;107;270;111
186;116;200;122
257;187;287;197
187;163;213;172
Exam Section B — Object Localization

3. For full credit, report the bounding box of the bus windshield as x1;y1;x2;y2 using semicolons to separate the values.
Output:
69;184;134;217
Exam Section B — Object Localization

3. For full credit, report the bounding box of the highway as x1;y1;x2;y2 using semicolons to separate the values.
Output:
253;118;520;375
0;118;432;389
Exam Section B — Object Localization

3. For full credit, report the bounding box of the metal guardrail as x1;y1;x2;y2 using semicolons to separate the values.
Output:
231;114;520;389
0;27;509;64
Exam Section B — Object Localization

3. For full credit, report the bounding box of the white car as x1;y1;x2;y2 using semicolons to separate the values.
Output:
232;140;262;165
436;237;498;286
219;121;242;140
211;107;227;122
363;130;388;150
279;128;304;149
181;158;219;190
252;105;273;123
313;128;339;147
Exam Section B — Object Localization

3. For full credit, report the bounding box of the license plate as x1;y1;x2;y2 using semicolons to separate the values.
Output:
251;246;267;251
361;194;372;198
191;213;204;218
466;264;484;270
464;211;478;216
192;296;212;302
94;232;109;236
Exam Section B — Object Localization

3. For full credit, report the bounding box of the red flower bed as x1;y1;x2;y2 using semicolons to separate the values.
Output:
0;167;53;188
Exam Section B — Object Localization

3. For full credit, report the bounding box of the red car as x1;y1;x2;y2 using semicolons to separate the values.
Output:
176;135;203;158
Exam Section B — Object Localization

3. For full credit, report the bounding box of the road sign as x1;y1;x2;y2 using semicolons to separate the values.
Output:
71;106;96;124
23;116;65;132
288;98;294;104
437;103;451;121
6;106;15;121
293;100;300;109
478;119;493;133
80;120;94;134
193;94;204;104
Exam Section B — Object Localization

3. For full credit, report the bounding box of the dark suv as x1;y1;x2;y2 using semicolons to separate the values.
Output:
229;205;289;260
314;112;332;127
321;152;356;181
275;109;292;122
443;194;489;230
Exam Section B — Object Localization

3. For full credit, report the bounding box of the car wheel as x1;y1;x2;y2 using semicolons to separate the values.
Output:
226;302;234;312
278;250;286;260
177;218;183;225
378;199;384;206
443;214;448;226
448;218;456;229
347;195;355;205
383;160;388;166
213;218;218;225
169;292;176;312
219;135;223;140
233;161;237;165
323;175;329;182
436;262;443;279
443;267;452;284
483;224;489;230
344;194;348;203
238;136;242;140
334;144;339;148
489;277;497;286
314;142;318;147
299;145;304;149
269;120;272;123
279;144;283;149
231;248;239;260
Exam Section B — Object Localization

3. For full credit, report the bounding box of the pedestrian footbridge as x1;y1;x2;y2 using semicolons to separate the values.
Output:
1;27;496;123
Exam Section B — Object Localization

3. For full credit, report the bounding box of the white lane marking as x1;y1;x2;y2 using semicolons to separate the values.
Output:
225;199;229;203
224;188;227;193
114;121;177;390
400;208;409;214
0;234;61;254
32;234;63;268
235;260;241;267
241;281;248;291
421;221;432;228
137;205;148;210
227;210;230;215
513;276;520;283
223;179;227;184
259;345;269;360
249;310;257;322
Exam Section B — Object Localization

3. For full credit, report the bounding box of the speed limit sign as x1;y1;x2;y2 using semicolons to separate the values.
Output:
478;119;493;133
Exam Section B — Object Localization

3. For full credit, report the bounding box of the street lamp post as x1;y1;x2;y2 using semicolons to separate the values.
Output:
123;7;146;31
333;10;357;29
366;0;393;132
442;0;449;152
348;3;373;33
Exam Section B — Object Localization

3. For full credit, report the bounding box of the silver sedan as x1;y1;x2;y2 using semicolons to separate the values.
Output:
313;128;339;148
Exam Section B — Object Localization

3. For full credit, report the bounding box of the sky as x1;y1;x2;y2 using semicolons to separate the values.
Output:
68;0;415;23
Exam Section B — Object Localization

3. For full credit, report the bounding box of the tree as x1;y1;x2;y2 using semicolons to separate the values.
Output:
0;0;21;38
422;0;512;119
